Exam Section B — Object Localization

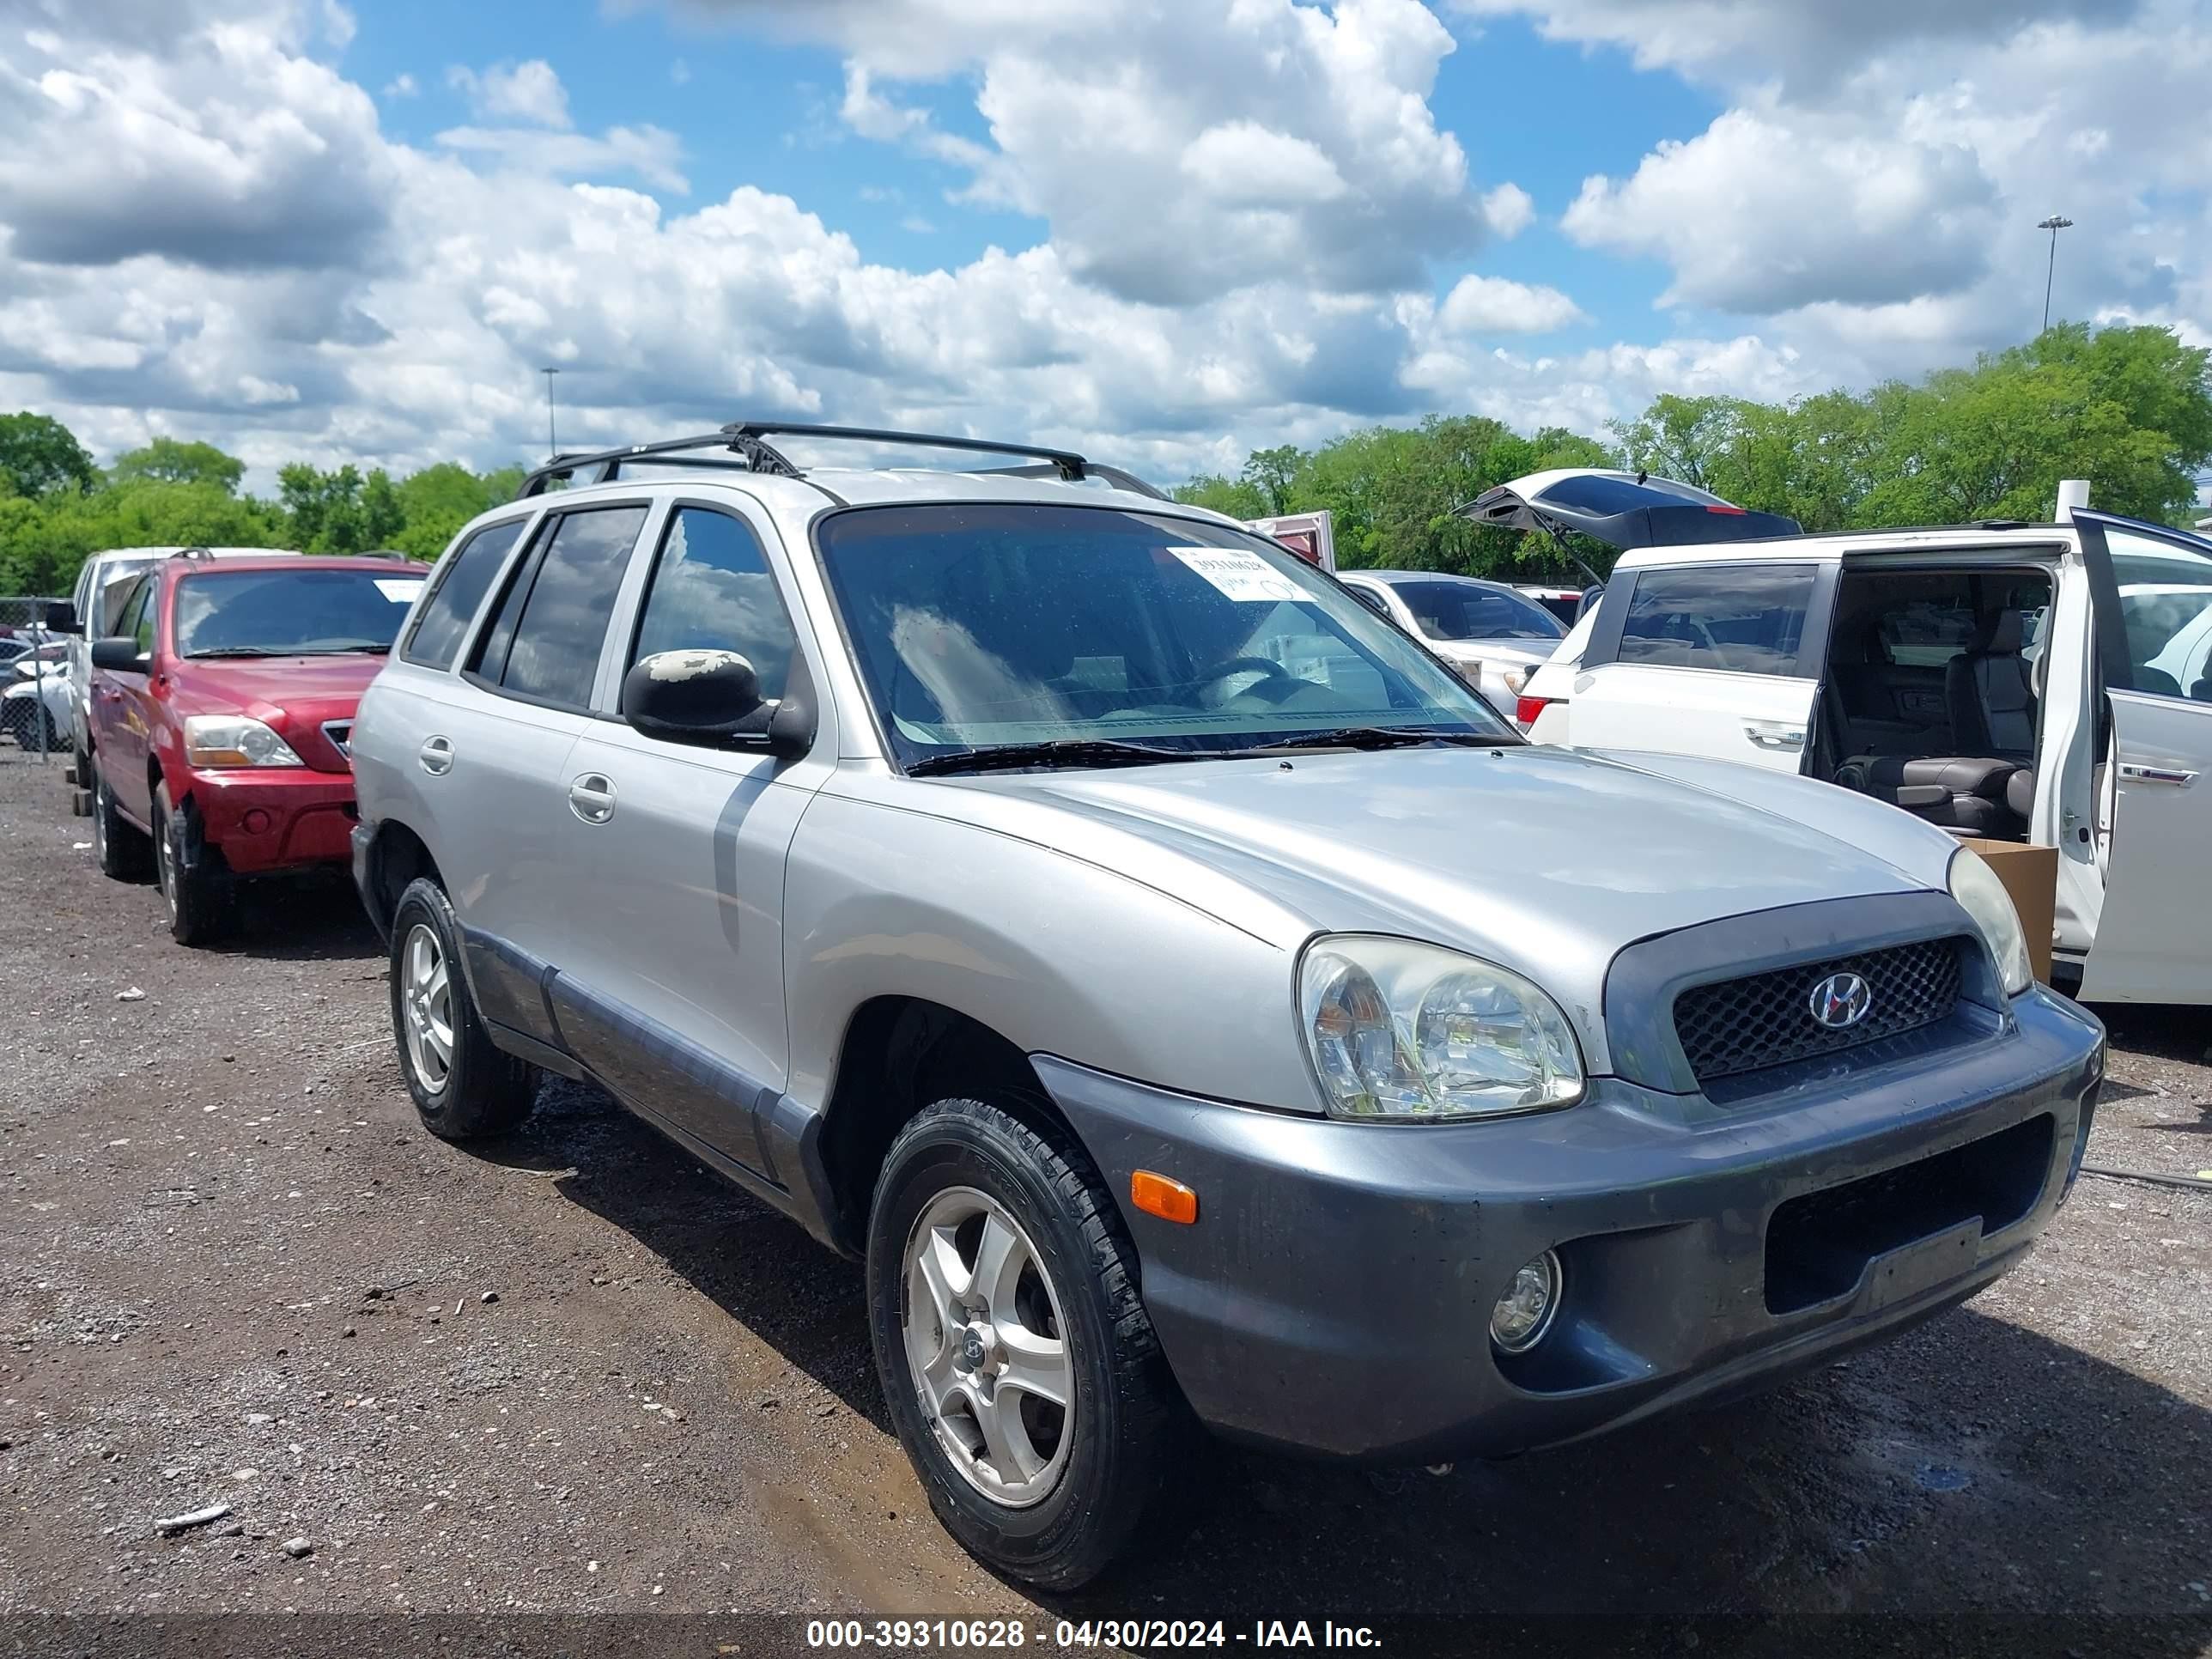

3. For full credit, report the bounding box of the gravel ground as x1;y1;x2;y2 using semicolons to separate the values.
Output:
0;747;2207;1656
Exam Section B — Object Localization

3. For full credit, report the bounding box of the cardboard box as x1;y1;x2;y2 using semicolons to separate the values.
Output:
1960;837;2058;985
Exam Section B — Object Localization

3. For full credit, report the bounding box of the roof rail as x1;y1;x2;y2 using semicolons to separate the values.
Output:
516;421;1105;499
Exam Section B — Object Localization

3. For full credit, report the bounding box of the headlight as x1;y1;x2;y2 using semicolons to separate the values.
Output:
1496;664;1530;696
1948;846;2032;997
184;714;304;769
1299;935;1585;1121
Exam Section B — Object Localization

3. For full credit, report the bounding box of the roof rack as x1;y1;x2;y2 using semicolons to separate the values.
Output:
517;421;1111;500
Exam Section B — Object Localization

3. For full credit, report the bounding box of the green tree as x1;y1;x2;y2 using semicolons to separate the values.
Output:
391;462;501;558
109;437;246;494
1239;446;1305;515
280;464;406;552
1172;472;1271;519
0;411;97;498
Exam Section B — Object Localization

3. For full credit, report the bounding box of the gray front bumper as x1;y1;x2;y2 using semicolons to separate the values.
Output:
1037;987;2104;1465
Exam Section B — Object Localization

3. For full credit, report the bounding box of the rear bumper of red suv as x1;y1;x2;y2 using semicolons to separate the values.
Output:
185;767;357;875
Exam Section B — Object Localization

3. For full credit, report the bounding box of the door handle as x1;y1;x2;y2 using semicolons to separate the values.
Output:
568;773;617;824
418;735;454;776
2116;763;2197;787
1743;720;1807;752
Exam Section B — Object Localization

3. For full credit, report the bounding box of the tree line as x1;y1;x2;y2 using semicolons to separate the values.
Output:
1174;323;2212;580
0;423;523;597
2;322;2206;597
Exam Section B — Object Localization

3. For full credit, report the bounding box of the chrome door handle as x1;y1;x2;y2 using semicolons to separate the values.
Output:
1743;720;1806;752
418;735;454;776
568;773;616;824
2117;763;2197;787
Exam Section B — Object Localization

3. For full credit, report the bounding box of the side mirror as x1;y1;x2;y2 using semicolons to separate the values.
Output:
43;601;79;636
90;636;149;674
621;649;813;757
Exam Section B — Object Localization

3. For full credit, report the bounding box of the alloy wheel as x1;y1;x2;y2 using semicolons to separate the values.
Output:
399;923;454;1091
902;1186;1074;1508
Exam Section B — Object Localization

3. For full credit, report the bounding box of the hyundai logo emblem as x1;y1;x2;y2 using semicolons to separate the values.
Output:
1808;971;1873;1030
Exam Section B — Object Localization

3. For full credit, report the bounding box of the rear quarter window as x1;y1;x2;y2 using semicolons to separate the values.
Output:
1617;564;1817;677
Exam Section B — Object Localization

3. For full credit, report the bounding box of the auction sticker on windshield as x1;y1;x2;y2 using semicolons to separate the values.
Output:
1168;546;1304;604
374;579;427;602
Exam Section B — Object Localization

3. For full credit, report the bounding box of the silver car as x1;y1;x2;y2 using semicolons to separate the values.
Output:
348;422;2104;1589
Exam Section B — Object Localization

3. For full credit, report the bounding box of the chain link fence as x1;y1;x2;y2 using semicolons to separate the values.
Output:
0;596;70;763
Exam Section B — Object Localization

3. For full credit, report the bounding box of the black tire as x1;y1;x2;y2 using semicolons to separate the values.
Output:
867;1097;1185;1590
152;782;230;947
16;706;58;753
388;876;533;1140
91;767;154;883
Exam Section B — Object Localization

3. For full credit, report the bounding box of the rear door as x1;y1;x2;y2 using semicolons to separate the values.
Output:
434;502;653;1038
1565;559;1832;772
2073;512;2212;1004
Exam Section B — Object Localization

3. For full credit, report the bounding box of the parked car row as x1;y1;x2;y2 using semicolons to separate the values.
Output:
38;428;2109;1591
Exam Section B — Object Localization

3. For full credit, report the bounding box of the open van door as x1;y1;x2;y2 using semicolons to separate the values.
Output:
1462;469;1802;549
2073;510;2212;1005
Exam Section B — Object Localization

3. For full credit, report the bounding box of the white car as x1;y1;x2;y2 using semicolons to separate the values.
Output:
1509;477;2212;1004
1336;569;1570;717
2;643;70;750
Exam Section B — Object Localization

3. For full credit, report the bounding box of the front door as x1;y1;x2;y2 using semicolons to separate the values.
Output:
552;501;835;1178
2074;511;2212;1005
96;574;158;823
1567;559;1828;772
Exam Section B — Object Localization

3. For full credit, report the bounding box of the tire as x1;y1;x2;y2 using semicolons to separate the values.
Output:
91;768;154;883
867;1097;1185;1590
152;782;230;947
389;876;533;1140
15;707;58;753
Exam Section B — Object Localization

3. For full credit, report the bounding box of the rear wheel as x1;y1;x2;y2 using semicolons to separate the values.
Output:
389;877;533;1139
153;783;230;946
91;769;153;883
867;1097;1185;1589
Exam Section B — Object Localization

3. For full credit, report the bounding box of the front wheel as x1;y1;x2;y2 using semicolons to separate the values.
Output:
153;783;230;946
867;1097;1186;1589
388;877;533;1140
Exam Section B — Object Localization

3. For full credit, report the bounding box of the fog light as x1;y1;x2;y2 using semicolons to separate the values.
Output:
1490;1250;1561;1352
243;809;272;835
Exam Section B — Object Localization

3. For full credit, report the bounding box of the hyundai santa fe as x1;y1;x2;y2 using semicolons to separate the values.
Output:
347;422;2106;1589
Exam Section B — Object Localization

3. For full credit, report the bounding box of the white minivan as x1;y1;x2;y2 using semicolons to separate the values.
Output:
1503;483;2212;1005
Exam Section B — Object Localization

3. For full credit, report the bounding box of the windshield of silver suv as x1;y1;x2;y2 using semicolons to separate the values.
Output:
815;503;1516;769
176;568;427;659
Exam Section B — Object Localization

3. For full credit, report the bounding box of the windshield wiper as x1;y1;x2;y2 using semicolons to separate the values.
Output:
182;647;297;659
908;738;1218;777
1252;726;1519;754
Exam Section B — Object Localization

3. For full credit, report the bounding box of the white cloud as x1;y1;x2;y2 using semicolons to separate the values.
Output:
671;58;691;86
1436;274;1586;333
1562;109;2001;313
1480;182;1534;239
384;71;419;98
447;58;572;129
698;0;1496;307
434;125;690;194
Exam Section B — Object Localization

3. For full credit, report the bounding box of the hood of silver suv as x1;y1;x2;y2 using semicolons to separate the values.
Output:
960;743;1937;1054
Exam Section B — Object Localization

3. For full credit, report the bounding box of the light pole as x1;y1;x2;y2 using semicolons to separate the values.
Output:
2038;215;2073;336
541;366;561;460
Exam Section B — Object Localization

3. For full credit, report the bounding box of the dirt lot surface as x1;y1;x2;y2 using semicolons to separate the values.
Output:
1;747;2208;1656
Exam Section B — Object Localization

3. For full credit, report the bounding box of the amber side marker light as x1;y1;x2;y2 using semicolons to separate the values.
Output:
1130;1170;1199;1224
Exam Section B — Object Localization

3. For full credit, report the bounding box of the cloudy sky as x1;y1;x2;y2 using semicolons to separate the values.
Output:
0;0;2206;489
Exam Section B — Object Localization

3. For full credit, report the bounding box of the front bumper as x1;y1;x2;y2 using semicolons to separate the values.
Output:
1037;986;2104;1464
185;766;358;875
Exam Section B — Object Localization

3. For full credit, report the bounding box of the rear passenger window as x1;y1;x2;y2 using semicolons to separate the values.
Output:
403;519;528;669
1619;565;1815;677
475;506;648;709
629;508;799;702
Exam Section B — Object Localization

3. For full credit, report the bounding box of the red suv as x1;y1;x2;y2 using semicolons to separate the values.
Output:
86;552;427;944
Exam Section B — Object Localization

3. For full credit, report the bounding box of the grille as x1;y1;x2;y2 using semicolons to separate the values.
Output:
1673;937;1965;1085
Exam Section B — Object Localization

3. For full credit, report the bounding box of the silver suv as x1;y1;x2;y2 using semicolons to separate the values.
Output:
349;422;2105;1588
